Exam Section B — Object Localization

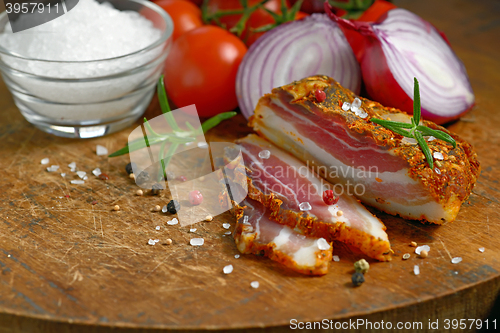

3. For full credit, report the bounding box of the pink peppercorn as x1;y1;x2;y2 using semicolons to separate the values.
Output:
322;190;339;205
189;190;203;206
315;89;326;102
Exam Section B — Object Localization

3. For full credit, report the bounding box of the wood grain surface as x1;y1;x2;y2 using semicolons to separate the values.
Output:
0;0;499;332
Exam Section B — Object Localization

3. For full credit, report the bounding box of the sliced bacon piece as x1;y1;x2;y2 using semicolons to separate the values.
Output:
224;134;392;261
249;76;480;224
233;198;332;276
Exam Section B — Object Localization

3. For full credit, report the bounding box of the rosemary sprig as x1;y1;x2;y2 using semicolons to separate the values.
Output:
370;78;456;169
109;76;237;180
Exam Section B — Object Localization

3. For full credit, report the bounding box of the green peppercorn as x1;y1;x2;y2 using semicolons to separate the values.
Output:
354;259;370;274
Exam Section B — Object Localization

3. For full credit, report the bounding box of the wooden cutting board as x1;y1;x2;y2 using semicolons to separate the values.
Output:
0;0;499;332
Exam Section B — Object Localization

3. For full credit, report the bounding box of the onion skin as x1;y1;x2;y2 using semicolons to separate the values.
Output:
326;3;475;124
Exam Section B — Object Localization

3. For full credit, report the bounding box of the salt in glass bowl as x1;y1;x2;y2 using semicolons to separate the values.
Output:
0;0;173;138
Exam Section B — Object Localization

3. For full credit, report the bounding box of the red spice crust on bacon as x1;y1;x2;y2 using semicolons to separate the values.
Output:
231;200;332;276
249;75;480;224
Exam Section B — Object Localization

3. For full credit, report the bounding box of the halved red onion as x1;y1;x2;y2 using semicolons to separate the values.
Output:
326;5;474;124
236;14;361;119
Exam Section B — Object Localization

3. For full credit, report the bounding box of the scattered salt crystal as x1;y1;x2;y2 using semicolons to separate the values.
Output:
242;216;250;225
479;247;485;253
225;231;231;235
427;136;436;142
352;98;362;109
258;150;271;159
197;142;208;149
41;158;49;165
250;281;259;289
161;205;168;213
77;171;86;179
299;202;312;211
92;168;102;177
189;228;197;233
333;255;340;262
46;165;59;172
234;254;240;259
223;265;233;274
190;238;204;246
351;105;360;113
70;180;85;185
83;176;88;180
415;245;430;255
433;152;444;160
341;102;351;111
68;162;76;169
414;265;420;275
317;238;330;250
167;218;179;225
154;239;159;243
96;145;108;156
222;223;231;229
155;226;160;231
148;239;156;245
451;257;462;264
358;111;368;119
434;167;441;175
61;173;66;177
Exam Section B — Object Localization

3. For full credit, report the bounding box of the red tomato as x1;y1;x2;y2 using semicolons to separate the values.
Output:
164;26;247;117
154;0;203;40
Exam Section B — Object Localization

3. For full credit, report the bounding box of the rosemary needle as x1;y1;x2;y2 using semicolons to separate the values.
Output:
370;78;456;169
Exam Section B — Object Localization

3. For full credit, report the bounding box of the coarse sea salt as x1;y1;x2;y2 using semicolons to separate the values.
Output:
225;231;231;235
190;238;204;246
414;265;420;275
242;216;250;225
333;255;340;262
451;257;462;264
258;150;271;159
68;162;76;169
479;247;485;253
77;171;86;179
427;136;436;142
41;158;49;165
433;152;444;160
250;281;259;289
161;205;168;213
317;238;330;250
96;145;108;156
352;98;362;109
70;180;85;185
46;165;60;172
0;0;161;66
234;254;240;259
299;202;312;211
223;265;233;274
189;228;197;233
415;245;430;255
92;168;101;177
61;173;66;177
342;102;351;111
155;226;161;231
222;223;231;229
167;218;179;225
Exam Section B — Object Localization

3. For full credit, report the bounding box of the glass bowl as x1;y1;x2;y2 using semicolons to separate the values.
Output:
0;0;173;138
